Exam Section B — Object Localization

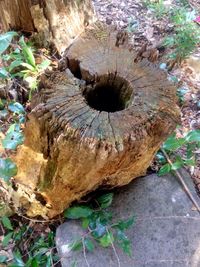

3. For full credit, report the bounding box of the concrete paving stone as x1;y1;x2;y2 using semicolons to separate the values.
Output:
56;170;200;267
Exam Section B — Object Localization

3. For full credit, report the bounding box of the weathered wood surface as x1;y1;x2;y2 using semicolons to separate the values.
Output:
0;0;95;53
5;23;180;218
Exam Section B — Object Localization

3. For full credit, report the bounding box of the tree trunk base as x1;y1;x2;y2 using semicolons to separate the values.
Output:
1;23;180;218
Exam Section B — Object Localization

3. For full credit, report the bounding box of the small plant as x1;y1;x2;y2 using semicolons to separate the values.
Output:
143;0;169;18
0;216;59;266
64;193;135;265
0;31;50;98
163;8;200;62
158;130;200;176
0;100;26;183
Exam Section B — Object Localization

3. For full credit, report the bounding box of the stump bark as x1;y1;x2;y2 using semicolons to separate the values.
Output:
0;0;95;54
6;23;179;218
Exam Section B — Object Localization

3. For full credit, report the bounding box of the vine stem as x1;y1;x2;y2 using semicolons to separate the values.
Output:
82;237;90;267
161;148;200;214
106;228;121;267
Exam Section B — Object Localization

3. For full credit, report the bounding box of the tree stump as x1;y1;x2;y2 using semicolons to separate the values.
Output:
7;23;179;218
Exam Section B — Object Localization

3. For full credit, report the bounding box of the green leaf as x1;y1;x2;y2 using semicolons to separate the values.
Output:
7;123;21;134
0;68;9;79
184;158;196;166
10;251;25;267
156;151;166;164
114;216;135;231
30;258;38;267
9;60;23;72
186;130;200;142
0;255;7;263
97;193;114;208
91;220;106;238
84;238;94;252
163;134;185;151
82;217;90;229
8;102;25;114
64;206;93;219
1;216;13;230
0;31;18;55
2;232;13;247
20;62;36;72
0;158;18;181
171;160;183;170
116;230;132;256
69;240;82;251
99;231;114;248
2;131;24;150
158;163;171;176
22;46;35;67
0;99;5;110
38;59;51;71
0;109;8;119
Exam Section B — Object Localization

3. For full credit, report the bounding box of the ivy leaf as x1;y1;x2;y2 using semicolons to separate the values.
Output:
158;163;171;176
156;151;166;164
2;131;24;150
64;206;93;219
84;238;94;252
0;31;18;55
1;216;13;230
82;217;90;229
99;231;114;248
96;193;114;208
0;255;7;263
69;240;82;251
186;130;200;142
2;232;13;247
92;220;106;238
116;230;132;256
114;216;135;231
0;158;18;181
8;102;25;114
163;134;185;151
171;160;184;171
184;158;196;166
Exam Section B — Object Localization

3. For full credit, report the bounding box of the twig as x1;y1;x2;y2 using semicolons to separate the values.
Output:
82;237;90;267
161;148;200;214
106;228;121;267
18;213;58;223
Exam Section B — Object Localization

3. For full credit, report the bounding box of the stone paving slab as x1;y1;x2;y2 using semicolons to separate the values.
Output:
56;170;200;267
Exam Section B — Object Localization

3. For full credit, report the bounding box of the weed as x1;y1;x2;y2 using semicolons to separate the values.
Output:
163;8;200;62
0;32;50;99
64;193;135;265
143;0;169;19
158;130;200;176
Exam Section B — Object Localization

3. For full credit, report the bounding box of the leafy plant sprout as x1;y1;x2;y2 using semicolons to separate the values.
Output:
0;31;50;99
64;193;135;266
163;8;200;62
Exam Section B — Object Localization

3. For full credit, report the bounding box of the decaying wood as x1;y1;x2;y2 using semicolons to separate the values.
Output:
2;23;180;218
0;0;95;53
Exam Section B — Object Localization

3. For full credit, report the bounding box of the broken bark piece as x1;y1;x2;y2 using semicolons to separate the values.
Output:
9;22;180;218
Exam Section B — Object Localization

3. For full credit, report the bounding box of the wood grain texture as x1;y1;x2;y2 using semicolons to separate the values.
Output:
11;23;180;218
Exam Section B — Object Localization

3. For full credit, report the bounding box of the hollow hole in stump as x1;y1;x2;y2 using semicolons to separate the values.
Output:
82;75;133;112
